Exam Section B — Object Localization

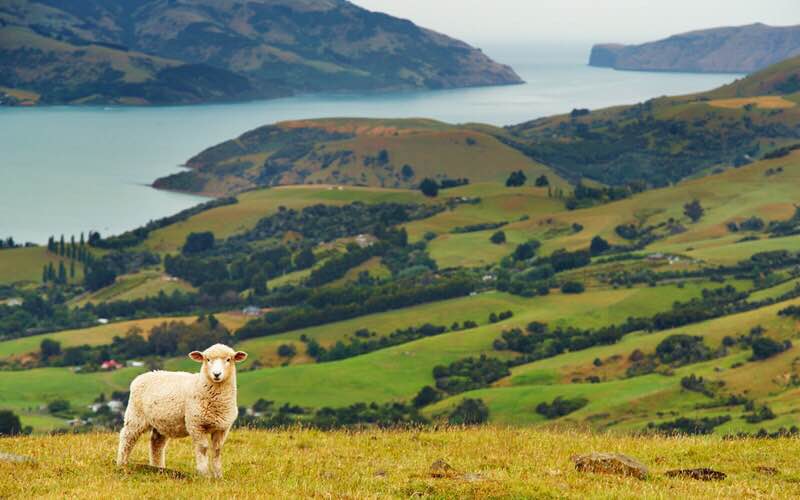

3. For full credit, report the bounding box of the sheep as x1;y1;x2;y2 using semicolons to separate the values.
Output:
116;344;248;478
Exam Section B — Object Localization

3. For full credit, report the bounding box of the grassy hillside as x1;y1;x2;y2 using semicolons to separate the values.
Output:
0;247;82;285
153;118;566;196
0;0;520;105
143;184;428;253
2;429;799;498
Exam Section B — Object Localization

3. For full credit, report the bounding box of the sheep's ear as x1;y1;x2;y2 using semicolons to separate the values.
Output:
234;351;248;363
189;351;204;362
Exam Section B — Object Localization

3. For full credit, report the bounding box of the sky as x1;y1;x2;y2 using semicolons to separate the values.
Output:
350;0;800;46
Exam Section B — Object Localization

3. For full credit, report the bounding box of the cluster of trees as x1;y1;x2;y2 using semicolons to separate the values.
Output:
563;181;639;210
88;197;237;250
535;396;588;419
236;400;428;429
645;416;731;435
306;243;386;288
432;355;510;395
304;323;450;363
452;221;507;234
236;274;477;341
505;171;528;187
418;178;470;197
0;237;21;250
492;285;769;367
35;316;229;368
680;374;716;398
0;293;96;341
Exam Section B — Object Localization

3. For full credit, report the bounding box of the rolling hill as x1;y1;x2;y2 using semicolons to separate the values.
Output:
154;55;800;195
590;23;800;73
153;118;566;195
0;0;521;105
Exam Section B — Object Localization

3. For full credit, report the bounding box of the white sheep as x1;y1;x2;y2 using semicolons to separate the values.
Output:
116;344;248;478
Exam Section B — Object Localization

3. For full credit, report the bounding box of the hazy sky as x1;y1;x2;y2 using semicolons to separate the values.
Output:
350;0;800;46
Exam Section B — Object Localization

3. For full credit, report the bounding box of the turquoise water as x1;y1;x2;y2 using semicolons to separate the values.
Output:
0;45;740;243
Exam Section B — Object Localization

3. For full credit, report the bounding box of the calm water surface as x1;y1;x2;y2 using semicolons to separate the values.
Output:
0;45;741;243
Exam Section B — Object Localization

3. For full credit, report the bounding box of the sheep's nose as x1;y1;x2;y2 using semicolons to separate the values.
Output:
212;372;222;379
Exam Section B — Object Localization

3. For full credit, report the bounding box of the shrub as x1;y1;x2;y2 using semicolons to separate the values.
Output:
419;178;439;197
0;410;24;436
535;396;588;419
490;231;506;244
412;386;442;408
751;337;790;360
590;236;610;255
448;398;489;425
561;281;585;294
277;344;297;358
655;334;712;366
182;231;215;254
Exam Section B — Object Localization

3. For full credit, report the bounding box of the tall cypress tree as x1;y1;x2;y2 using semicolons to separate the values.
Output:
42;265;49;283
59;235;65;256
58;261;67;284
47;262;55;282
70;260;76;280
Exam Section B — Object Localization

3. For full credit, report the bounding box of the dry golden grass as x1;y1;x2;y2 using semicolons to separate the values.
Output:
1;428;798;499
709;96;796;109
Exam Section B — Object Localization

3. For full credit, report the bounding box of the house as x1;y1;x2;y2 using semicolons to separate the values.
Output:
101;359;123;371
126;360;145;368
355;234;376;248
107;400;124;413
67;418;86;427
5;298;22;307
97;318;109;325
242;306;263;317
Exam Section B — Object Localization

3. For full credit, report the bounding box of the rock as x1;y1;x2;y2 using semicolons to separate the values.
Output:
573;452;648;480
665;468;727;481
753;466;779;476
429;459;458;479
0;452;34;464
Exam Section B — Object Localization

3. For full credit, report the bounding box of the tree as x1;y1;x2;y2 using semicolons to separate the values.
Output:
401;164;415;179
505;170;527;187
40;339;61;361
448;398;489;425
182;232;215;254
534;175;550;187
84;261;117;291
47;399;70;414
0;410;23;436
513;241;539;261
412;386;442;408
751;337;789;360
277;344;297;358
419;178;439;197
57;261;67;284
561;281;585;294
294;247;316;270
684;200;705;223
590;236;610;256
490;231;506;245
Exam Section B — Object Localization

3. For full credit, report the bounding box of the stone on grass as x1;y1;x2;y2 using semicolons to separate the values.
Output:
573;452;648;480
0;452;34;464
429;459;458;478
665;468;726;481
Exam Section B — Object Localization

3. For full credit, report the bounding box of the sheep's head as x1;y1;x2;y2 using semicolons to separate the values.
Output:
189;344;247;384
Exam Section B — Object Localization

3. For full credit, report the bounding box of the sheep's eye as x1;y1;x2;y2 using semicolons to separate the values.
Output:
205;358;210;362
226;358;231;363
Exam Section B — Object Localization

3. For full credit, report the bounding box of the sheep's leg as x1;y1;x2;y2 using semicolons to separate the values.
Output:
149;429;168;468
191;433;211;477
209;430;228;479
116;419;148;467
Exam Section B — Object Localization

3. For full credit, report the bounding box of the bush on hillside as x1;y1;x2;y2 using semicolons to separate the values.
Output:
535;396;588;419
448;398;489;425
